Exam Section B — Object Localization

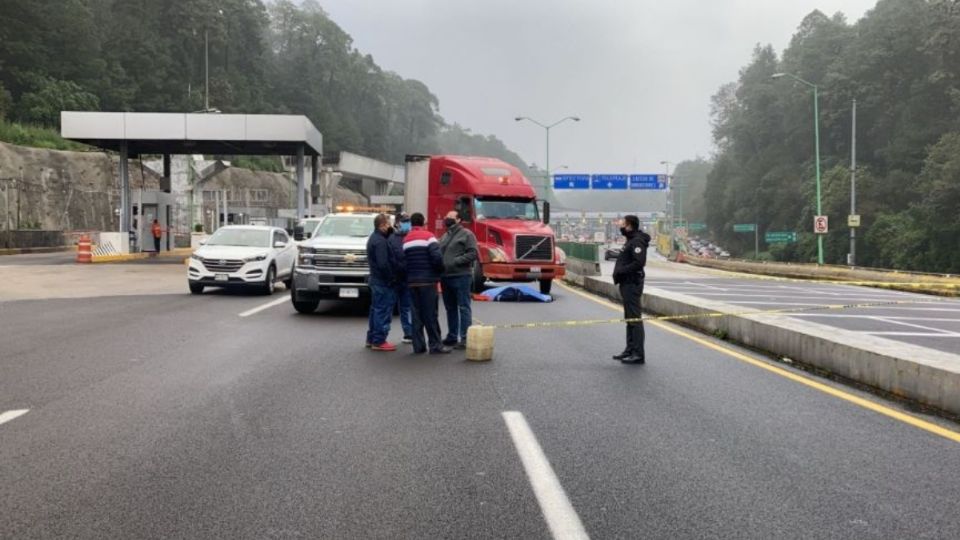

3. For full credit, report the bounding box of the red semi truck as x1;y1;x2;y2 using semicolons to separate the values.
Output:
404;155;565;295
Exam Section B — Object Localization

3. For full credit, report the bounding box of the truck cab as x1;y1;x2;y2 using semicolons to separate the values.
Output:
404;155;565;295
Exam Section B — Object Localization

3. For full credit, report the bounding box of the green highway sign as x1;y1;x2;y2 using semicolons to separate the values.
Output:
765;231;798;243
733;223;756;233
688;223;707;231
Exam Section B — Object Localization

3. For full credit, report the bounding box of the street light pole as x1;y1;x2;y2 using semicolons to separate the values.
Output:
850;99;857;266
516;116;580;199
772;72;825;265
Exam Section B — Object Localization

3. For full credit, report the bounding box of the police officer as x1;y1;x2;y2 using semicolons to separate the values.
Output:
612;215;651;364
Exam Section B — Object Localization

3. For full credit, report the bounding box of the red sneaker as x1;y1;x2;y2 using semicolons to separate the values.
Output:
371;342;397;352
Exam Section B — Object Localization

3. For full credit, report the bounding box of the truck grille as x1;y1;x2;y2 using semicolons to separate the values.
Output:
515;235;553;261
201;258;244;272
311;249;368;269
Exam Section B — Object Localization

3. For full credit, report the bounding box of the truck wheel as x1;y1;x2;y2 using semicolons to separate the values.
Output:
189;282;204;295
291;287;319;314
471;262;486;293
539;278;552;296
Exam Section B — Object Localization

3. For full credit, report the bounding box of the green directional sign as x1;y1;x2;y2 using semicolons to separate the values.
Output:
688;223;707;231
765;231;798;243
733;223;756;233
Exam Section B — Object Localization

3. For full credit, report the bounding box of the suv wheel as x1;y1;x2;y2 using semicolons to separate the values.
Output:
261;266;276;295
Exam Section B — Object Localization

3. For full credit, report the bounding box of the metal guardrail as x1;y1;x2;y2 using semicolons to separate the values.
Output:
557;241;601;263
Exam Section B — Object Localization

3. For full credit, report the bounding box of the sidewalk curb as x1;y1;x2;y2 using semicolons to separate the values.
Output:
92;248;193;264
567;273;960;418
0;246;73;256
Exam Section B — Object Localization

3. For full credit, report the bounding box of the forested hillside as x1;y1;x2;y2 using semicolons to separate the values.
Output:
0;0;532;172
704;0;960;272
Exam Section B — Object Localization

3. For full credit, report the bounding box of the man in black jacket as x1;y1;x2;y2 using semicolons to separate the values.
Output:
612;215;651;364
366;214;400;352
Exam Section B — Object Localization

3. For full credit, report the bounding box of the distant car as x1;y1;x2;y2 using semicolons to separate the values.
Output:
188;225;296;295
604;246;622;260
719;251;731;259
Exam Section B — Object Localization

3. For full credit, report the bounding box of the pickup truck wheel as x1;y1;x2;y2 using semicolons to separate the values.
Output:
291;287;319;314
539;278;552;296
471;262;486;294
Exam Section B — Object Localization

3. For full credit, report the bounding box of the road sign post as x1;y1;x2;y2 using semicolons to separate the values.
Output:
733;223;758;259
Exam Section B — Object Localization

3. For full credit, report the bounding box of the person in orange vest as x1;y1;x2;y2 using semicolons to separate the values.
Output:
151;219;164;255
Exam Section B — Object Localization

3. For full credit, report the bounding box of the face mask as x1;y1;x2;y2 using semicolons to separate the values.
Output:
620;226;629;236
399;222;411;233
444;218;457;228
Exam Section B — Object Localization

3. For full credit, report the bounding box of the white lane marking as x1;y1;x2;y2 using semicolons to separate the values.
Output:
869;317;960;336
0;409;29;426
868;332;960;337
238;296;289;318
789;314;960;322
502;411;589;540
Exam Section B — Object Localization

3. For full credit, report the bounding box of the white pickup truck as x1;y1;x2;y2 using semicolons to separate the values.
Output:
290;212;379;313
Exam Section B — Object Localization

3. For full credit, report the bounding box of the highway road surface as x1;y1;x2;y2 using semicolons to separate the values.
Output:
2;276;960;539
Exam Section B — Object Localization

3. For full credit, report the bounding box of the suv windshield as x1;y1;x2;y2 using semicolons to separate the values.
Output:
475;198;539;221
315;215;375;238
206;228;271;248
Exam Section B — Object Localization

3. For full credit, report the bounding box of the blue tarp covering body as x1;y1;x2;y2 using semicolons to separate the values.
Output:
480;284;553;303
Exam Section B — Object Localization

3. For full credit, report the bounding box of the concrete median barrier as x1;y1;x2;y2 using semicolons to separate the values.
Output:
568;273;960;418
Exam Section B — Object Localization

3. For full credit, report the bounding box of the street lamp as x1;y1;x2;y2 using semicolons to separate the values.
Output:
772;72;824;265
516;116;580;198
660;160;675;230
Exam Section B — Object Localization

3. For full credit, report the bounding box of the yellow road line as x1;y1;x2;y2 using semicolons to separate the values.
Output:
556;281;960;444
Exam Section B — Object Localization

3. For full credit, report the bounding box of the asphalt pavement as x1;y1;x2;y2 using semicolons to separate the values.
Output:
2;280;960;539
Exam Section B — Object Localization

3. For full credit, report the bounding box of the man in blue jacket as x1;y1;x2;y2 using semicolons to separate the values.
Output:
366;213;400;351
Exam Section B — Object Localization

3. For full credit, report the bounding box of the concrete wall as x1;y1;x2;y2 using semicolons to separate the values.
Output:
0;230;66;249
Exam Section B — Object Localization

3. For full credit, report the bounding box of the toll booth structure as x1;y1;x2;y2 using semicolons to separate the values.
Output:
61;112;322;253
317;151;405;215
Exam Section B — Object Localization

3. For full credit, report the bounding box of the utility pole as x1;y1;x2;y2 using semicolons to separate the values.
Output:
204;29;210;112
17;167;23;230
849;99;857;267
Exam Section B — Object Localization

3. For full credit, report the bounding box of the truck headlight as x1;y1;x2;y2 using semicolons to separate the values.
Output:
555;247;566;264
488;247;507;263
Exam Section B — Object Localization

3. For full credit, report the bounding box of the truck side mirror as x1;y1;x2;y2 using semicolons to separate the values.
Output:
293;226;304;241
543;201;551;225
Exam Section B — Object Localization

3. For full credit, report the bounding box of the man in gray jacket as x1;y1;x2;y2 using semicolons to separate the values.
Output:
439;210;478;348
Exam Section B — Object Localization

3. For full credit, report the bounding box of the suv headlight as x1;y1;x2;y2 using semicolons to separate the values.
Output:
190;253;203;261
243;253;268;263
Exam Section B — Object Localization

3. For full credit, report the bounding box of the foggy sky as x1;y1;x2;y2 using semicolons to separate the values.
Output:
321;0;877;174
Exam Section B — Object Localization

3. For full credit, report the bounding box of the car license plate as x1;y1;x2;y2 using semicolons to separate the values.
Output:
215;273;229;282
339;287;359;298
529;267;541;273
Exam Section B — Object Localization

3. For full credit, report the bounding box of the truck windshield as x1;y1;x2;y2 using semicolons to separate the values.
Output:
314;215;375;237
474;198;539;221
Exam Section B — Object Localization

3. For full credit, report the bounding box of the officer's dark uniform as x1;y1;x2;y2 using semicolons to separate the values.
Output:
613;228;651;363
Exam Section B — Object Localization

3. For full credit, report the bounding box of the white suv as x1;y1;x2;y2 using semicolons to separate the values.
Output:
188;225;296;295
